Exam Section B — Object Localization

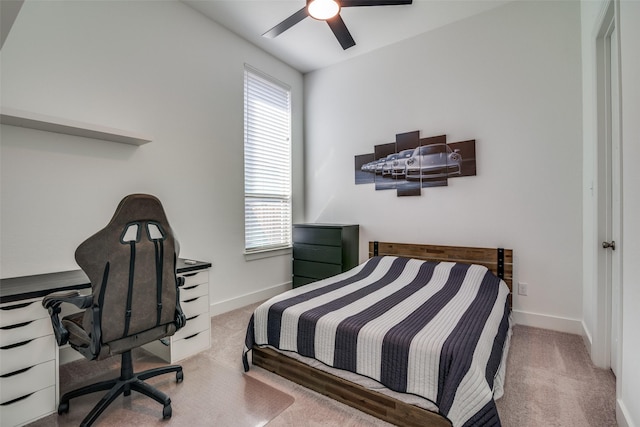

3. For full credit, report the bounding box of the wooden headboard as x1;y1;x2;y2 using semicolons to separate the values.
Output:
369;241;513;302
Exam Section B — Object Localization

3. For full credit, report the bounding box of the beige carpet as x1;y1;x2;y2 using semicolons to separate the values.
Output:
496;325;617;427
214;304;618;427
28;340;294;426
29;303;616;427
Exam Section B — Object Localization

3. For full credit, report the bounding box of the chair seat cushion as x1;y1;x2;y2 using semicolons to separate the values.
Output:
62;312;177;360
107;323;177;356
63;312;91;348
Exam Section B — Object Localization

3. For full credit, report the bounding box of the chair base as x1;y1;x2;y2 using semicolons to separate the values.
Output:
58;350;183;427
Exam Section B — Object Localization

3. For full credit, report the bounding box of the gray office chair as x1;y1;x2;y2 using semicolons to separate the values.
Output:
43;194;187;427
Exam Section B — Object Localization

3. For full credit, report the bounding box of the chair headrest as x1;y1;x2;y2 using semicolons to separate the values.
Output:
75;193;178;272
109;194;170;228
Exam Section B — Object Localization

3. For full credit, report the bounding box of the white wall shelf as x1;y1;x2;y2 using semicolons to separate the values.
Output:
0;107;151;146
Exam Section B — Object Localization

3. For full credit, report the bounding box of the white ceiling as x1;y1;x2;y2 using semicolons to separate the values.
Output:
182;0;511;74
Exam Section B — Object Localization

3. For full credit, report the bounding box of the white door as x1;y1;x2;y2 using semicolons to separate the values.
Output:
608;23;621;377
598;4;621;376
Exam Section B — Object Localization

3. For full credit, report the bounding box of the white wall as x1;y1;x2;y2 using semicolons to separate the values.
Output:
304;0;583;333
0;0;304;313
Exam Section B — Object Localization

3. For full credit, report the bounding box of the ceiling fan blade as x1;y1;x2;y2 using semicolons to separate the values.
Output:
262;7;309;38
340;0;412;7
326;15;356;50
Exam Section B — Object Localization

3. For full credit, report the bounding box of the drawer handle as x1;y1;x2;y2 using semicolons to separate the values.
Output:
183;285;200;290
183;297;199;303
182;272;199;277
0;339;33;350
1;392;35;406
186;314;199;322
183;332;200;340
0;301;34;311
0;365;33;378
0;320;33;330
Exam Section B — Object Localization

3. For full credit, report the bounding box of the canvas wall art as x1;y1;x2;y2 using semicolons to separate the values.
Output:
355;130;477;197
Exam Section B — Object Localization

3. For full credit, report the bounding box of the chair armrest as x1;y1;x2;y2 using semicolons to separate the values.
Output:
43;290;93;310
42;291;93;346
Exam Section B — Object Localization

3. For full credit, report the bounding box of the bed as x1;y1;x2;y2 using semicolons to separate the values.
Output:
243;242;513;427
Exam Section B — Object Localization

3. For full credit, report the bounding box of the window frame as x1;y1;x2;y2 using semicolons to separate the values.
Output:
243;65;293;256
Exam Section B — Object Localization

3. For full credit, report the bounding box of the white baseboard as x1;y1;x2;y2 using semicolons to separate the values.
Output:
209;281;291;316
511;309;583;335
581;320;593;357
617;398;635;427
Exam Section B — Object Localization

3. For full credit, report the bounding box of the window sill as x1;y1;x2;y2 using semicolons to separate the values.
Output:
244;246;292;261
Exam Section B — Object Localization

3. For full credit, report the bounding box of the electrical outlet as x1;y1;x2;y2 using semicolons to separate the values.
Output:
518;282;528;296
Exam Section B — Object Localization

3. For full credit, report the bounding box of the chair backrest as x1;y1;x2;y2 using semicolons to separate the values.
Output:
75;194;181;345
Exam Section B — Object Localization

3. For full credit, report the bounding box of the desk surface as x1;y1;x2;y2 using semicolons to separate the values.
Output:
0;259;211;304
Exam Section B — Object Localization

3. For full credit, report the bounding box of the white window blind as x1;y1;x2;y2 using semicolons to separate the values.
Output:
244;66;292;253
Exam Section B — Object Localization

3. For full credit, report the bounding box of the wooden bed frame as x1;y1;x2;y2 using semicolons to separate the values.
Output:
252;242;513;427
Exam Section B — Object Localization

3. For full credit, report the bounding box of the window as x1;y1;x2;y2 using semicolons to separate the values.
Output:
244;65;292;253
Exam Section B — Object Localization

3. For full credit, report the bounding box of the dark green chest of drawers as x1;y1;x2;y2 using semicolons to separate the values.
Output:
292;224;359;288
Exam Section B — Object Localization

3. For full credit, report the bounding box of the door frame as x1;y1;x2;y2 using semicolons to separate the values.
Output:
593;0;622;375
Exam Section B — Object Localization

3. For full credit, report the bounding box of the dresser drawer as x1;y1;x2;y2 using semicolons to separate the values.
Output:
293;243;342;265
292;276;317;288
174;312;209;340
0;317;51;347
0;385;55;427
0;360;56;404
0;299;48;328
180;271;208;287
293;260;342;280
0;335;55;376
181;295;208;319
172;330;210;362
180;282;208;301
293;226;342;246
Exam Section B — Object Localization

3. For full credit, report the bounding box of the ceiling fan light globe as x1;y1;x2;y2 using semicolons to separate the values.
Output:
307;0;341;20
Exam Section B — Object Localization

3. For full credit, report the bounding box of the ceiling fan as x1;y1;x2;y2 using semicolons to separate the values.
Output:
263;0;413;50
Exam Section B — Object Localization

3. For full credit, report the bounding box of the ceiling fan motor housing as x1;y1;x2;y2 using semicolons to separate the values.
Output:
307;0;341;21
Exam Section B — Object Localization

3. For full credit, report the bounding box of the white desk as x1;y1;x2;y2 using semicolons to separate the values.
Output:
0;259;211;427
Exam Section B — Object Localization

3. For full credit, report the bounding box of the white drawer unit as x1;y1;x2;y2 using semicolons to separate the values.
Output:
0;298;58;427
143;268;211;363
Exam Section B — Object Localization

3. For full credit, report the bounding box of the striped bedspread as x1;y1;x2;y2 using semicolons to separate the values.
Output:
243;256;512;427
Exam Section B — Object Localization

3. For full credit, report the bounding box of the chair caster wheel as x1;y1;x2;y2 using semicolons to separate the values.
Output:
58;402;70;414
176;370;184;383
163;404;172;419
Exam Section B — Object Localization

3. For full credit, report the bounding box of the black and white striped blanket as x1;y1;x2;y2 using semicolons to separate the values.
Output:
243;256;511;427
